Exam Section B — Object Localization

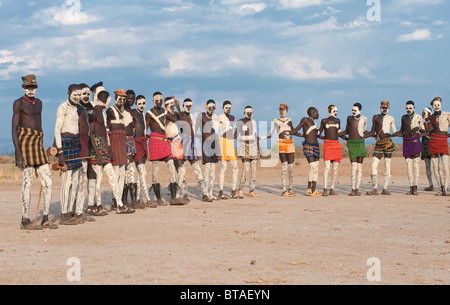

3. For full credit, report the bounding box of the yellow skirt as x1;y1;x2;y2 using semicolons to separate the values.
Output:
220;138;237;161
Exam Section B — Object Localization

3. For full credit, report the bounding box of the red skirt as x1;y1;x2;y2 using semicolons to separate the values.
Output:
428;133;449;155
134;137;148;163
110;130;127;166
148;133;173;161
324;140;343;162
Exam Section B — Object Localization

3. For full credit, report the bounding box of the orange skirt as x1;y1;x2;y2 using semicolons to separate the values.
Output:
278;139;296;154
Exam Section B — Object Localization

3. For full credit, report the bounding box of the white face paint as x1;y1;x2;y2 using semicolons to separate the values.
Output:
432;101;442;112
184;102;193;113
279;108;287;118
81;88;90;103
69;89;82;105
330;107;338;118
406;104;415;115
105;96;111;109
422;110;430;120
207;104;216;115
245;109;253;119
224;105;232;115
167;100;176;114
381;106;389;115
352;106;361;117
136;98;146;112
23;87;37;98
93;86;105;103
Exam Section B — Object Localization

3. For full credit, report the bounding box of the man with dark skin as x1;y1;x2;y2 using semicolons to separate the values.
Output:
72;84;95;223
235;106;260;199
146;92;184;205
173;98;208;202
12;75;56;230
195;100;221;201
427;97;450;196
122;90;143;209
318;105;345;196
292;107;321;196
87;90;133;215
260;103;298;197
338;103;368;196
396;101;425;196
131;95;158;208
79;83;94;115
421;107;435;192
365;101;397;196
106;89;135;213
55;84;83;225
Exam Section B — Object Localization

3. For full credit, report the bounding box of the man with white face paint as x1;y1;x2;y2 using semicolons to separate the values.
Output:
121;90;144;210
260;104;297;197
421;107;435;191
366;101;397;196
218;101;239;199
427;97;450;196
164;96;189;205
90;81;105;107
173;98;208;201
106;89;136;213
235;106;260;198
195;100;221;201
292;107;321;196
131;95;158;208
87;90;134;215
339;103;368;196
54;84;84;225
396;101;425;195
146;92;184;205
318;105;345;196
12;75;56;230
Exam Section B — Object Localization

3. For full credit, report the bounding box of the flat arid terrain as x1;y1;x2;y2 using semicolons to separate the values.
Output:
0;156;449;285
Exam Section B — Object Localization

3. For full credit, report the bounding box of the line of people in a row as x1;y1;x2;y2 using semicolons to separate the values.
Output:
12;75;449;230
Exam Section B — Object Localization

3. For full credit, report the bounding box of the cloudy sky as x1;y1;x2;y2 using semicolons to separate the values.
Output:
1;0;449;152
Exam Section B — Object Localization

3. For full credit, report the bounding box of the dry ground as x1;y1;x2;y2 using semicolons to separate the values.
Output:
0;157;449;285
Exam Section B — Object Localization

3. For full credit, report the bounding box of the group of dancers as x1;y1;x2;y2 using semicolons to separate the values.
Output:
12;75;450;230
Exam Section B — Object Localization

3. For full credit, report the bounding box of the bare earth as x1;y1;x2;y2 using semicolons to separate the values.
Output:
0;157;449;285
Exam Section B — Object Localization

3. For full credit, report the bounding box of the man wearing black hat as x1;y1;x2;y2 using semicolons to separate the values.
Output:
12;75;56;230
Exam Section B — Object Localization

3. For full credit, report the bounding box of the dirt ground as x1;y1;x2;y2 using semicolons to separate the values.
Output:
0;157;449;285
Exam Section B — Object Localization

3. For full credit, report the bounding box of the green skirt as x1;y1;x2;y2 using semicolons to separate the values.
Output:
347;139;367;161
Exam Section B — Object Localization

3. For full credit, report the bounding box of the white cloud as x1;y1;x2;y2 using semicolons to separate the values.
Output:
274;55;353;80
34;3;97;26
278;0;347;9
396;29;442;42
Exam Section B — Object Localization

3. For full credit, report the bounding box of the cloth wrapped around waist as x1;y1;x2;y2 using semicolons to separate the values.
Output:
303;142;320;159
323;139;343;162
428;133;449;155
109;130;127;166
374;137;395;154
61;136;82;170
18;127;49;167
89;134;111;164
148;132;173;161
278;139;296;154
346;139;366;161
403;136;423;158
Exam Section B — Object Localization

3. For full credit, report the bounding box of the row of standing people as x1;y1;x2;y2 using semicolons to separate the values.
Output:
12;75;450;230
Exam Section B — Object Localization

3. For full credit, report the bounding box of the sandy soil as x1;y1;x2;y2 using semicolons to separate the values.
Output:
0;157;449;285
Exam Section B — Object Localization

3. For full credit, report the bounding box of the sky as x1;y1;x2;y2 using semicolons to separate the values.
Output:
1;0;449;153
